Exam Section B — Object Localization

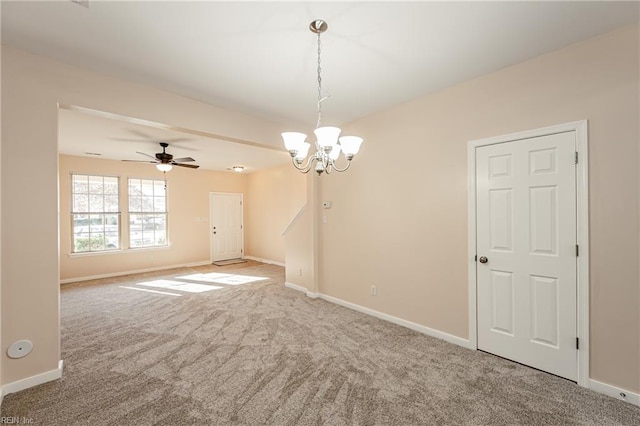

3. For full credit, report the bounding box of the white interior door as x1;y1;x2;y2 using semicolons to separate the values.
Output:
210;192;243;262
476;131;577;381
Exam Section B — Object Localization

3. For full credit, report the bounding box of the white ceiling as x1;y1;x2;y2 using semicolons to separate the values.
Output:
58;107;289;173
3;1;639;171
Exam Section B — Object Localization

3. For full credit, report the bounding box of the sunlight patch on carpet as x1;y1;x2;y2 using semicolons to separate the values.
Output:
177;272;268;286
118;286;182;297
136;279;223;293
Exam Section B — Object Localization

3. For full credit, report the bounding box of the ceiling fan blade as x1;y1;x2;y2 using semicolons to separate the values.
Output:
122;160;156;163
172;157;195;162
173;163;200;169
136;151;158;160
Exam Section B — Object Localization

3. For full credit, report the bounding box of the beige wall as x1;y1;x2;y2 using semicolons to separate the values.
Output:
320;25;639;392
245;164;306;264
1;45;290;385
284;173;320;291
2;24;639;396
0;39;3;402
59;154;247;280
284;206;311;288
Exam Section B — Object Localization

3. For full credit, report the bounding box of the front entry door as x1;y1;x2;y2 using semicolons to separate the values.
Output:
210;192;243;262
476;131;577;381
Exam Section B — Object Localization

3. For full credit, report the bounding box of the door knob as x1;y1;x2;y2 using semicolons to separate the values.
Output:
479;256;488;264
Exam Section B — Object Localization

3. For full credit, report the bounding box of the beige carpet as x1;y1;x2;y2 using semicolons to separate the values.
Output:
2;262;639;425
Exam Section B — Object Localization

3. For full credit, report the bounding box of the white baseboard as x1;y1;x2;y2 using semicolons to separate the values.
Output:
60;261;212;284
284;281;306;293
316;288;639;406
284;283;472;349
284;282;318;298
319;293;473;349
2;360;64;396
243;256;285;267
589;379;640;406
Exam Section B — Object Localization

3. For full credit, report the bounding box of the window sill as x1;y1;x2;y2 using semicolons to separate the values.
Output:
68;249;124;258
127;245;171;253
68;245;170;257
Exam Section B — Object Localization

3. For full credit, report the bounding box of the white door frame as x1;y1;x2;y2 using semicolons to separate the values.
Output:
209;192;244;262
467;120;589;387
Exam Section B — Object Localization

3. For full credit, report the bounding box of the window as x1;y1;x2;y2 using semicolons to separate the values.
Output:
128;178;167;248
71;174;120;253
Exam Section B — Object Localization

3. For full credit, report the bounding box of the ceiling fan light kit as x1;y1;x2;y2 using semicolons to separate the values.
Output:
282;20;363;175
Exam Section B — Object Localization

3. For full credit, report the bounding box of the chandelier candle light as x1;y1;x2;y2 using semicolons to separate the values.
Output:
282;20;363;175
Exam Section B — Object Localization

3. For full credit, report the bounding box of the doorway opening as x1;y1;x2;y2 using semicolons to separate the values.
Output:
210;192;244;263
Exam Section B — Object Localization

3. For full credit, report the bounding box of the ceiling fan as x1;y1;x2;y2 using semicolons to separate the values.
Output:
123;142;199;171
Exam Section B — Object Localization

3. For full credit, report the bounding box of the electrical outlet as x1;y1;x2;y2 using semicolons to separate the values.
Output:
370;285;377;296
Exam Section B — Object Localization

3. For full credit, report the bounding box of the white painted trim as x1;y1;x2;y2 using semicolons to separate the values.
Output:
281;204;307;236
284;281;318;298
467;139;478;350
2;360;63;396
60;260;212;284
574;120;590;388
319;293;473;349
468;120;587;147
467;120;589;386
284;281;307;293
244;256;285;267
589;379;640;407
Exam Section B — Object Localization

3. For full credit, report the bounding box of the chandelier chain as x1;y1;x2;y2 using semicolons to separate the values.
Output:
316;32;323;129
282;20;362;175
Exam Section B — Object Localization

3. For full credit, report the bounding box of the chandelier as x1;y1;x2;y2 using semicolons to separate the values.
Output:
282;20;363;175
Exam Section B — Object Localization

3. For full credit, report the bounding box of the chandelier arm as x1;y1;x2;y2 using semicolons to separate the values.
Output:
330;159;352;173
291;156;316;174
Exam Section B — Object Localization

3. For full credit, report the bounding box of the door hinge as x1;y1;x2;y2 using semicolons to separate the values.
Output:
576;244;579;257
575;152;579;164
576;337;579;350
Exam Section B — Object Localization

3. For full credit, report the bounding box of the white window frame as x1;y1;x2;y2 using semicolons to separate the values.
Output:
70;173;121;253
128;177;169;249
